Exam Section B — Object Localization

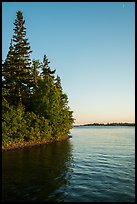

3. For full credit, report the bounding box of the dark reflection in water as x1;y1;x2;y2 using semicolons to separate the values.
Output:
2;127;135;202
2;140;73;202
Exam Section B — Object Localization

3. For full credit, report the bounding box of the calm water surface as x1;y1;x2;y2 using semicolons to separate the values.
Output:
2;126;135;202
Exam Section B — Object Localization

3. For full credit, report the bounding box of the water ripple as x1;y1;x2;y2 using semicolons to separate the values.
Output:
2;127;135;202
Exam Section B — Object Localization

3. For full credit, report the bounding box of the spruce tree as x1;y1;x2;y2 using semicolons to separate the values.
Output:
31;60;40;93
54;75;74;135
2;39;17;104
12;10;32;104
2;39;14;86
41;55;56;78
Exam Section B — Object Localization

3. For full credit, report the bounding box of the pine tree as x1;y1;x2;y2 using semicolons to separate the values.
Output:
41;55;56;78
2;39;17;104
2;39;14;85
54;75;74;135
12;10;32;104
27;60;41;112
32;59;41;94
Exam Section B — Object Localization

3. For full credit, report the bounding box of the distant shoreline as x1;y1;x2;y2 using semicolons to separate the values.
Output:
74;123;135;127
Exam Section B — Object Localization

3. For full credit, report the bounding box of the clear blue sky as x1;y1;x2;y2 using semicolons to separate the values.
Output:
2;2;135;125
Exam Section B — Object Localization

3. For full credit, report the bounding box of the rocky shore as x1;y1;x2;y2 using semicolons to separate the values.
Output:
2;135;70;151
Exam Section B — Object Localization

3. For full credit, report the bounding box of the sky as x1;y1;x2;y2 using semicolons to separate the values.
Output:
2;2;135;125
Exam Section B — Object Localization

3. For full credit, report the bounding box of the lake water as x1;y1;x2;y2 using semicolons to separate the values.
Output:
2;126;135;202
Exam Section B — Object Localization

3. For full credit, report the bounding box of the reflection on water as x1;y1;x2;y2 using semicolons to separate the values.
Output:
2;140;73;202
2;126;135;202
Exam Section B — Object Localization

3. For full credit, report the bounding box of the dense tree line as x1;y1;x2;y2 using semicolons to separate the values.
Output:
2;11;74;146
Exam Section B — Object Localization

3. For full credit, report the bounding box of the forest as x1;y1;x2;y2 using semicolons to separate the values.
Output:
2;11;74;149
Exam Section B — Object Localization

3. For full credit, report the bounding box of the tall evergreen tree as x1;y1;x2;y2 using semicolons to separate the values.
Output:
32;59;41;94
12;10;32;104
2;39;14;86
54;75;74;135
41;55;56;78
2;39;17;104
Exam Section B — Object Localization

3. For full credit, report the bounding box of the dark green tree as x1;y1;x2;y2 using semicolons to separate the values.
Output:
13;10;32;105
26;59;42;112
32;59;41;95
41;54;56;78
54;75;74;135
2;39;17;104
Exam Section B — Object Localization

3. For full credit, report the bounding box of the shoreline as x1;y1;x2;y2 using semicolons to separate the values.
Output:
74;123;135;127
2;135;70;152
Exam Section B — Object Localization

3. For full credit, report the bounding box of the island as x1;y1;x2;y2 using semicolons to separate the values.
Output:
74;122;135;127
2;11;74;151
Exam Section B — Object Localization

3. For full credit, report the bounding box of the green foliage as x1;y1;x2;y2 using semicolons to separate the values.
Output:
2;10;74;147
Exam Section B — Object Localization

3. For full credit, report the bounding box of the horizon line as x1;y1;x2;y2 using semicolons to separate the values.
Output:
73;122;135;126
